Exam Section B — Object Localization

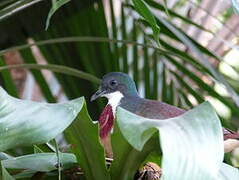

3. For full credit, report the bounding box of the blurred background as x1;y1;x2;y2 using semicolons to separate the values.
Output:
0;0;239;165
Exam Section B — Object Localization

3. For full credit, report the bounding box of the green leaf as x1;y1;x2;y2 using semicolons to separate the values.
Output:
132;20;139;88
0;63;100;84
2;153;77;172
132;0;160;45
144;0;211;32
0;57;18;97
0;153;13;161
155;16;239;107
45;0;71;30
54;139;61;180
13;170;37;179
116;102;226;179
171;71;204;104
110;124;160;180
231;0;239;14
162;0;170;17
219;163;239;179
178;90;194;108
157;39;211;74
165;55;239;117
0;0;44;22
33;143;56;153
1;162;14;180
0;36;155;57
132;0;157;28
0;87;84;151
64;103;110;180
33;145;44;153
0;0;18;8
143;36;150;98
133;2;239;107
152;51;158;99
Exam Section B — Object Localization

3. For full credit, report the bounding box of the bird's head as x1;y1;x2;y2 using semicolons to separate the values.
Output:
91;72;138;103
91;72;138;141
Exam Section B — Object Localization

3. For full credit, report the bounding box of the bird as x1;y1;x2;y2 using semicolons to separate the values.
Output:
91;72;239;154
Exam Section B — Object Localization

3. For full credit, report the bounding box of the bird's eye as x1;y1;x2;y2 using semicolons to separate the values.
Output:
109;80;117;87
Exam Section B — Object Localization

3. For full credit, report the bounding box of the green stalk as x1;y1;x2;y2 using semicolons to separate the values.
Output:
132;20;139;88
54;139;61;180
143;36;150;98
0;64;100;84
153;51;158;99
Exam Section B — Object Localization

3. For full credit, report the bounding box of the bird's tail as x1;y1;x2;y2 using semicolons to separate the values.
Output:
223;128;239;152
223;128;239;140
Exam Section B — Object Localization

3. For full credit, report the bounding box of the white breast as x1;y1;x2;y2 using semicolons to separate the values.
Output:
103;91;124;115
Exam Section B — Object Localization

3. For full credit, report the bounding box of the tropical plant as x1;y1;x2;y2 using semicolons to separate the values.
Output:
0;0;238;179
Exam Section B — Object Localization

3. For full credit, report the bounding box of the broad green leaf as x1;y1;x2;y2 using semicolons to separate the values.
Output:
116;102;225;179
219;163;239;179
1;162;14;180
0;153;13;161
231;0;239;14
0;87;84;151
64;103;110;180
2;153;77;172
45;0;71;30
110;123;160;180
13;170;37;179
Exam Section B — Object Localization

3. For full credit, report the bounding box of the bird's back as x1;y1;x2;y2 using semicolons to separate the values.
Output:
119;96;186;119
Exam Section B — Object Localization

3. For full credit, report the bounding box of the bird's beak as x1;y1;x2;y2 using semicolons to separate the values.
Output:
91;87;106;102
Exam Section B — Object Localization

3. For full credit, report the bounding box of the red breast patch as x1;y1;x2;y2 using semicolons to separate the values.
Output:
99;104;114;139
